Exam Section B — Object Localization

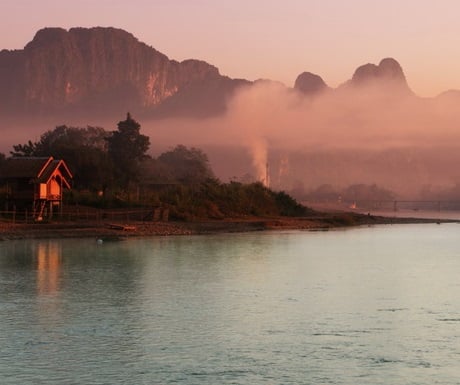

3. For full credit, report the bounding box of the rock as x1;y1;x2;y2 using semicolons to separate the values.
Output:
294;72;328;96
0;27;249;118
350;57;410;92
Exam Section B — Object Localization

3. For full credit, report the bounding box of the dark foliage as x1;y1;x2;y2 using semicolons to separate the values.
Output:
6;116;308;220
11;125;112;190
144;145;215;184
107;113;150;188
148;180;311;220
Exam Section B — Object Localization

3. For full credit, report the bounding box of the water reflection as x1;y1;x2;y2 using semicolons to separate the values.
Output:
36;241;62;295
1;226;460;384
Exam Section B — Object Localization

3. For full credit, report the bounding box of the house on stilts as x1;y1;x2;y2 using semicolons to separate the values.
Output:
0;156;73;221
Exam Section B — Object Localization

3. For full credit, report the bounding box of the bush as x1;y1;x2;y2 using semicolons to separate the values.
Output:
64;180;311;220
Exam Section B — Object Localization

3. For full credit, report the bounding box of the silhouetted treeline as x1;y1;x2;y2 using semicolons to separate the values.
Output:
143;180;312;220
2;114;309;218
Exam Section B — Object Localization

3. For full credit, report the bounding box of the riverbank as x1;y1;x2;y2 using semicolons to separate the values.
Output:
0;211;455;241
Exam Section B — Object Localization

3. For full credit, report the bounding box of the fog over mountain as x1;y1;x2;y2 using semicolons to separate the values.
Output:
1;27;460;198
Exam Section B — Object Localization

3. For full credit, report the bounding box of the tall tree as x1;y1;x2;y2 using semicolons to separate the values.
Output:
107;113;150;188
10;125;112;190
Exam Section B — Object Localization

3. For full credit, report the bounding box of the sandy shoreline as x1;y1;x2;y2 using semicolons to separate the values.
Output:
0;212;455;241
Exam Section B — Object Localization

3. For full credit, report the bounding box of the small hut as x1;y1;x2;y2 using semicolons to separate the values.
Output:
0;156;73;220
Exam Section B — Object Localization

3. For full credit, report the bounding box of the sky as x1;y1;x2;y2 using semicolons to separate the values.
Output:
1;0;460;97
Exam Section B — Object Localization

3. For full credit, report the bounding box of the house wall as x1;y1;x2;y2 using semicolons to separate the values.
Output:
48;178;61;199
39;184;47;199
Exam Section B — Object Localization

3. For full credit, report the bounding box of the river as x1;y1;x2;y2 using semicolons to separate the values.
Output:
1;223;459;384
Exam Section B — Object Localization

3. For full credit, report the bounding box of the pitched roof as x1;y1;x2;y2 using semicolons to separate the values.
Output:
36;159;73;188
0;157;73;188
0;157;52;179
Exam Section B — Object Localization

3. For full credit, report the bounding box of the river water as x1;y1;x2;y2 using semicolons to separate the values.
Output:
1;224;459;384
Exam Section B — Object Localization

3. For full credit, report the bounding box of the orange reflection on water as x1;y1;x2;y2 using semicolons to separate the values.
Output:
36;241;62;295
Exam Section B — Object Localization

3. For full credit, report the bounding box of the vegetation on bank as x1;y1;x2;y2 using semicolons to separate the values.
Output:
65;180;312;220
0;114;310;220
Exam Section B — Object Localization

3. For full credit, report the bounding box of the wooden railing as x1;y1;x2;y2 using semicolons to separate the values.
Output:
0;207;169;224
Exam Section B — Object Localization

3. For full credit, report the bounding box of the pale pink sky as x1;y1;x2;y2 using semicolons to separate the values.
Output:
2;0;460;96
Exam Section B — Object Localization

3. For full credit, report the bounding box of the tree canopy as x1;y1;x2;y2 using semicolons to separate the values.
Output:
10;125;112;189
8;116;219;193
4;116;311;218
154;145;215;184
107;113;150;187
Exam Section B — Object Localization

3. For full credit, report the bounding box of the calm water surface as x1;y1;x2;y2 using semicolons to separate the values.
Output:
1;224;459;384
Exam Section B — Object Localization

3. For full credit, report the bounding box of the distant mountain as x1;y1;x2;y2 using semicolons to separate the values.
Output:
293;72;329;96
0;27;454;122
2;29;460;197
345;57;412;94
292;58;412;98
0;27;249;118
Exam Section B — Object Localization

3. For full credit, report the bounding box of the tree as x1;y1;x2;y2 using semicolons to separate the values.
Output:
10;140;39;157
0;152;5;174
107;113;150;188
11;125;112;190
155;145;215;184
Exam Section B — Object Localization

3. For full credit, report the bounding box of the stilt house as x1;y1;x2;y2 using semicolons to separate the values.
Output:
0;156;73;220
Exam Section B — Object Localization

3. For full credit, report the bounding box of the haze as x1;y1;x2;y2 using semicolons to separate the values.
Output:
133;79;459;197
2;2;460;198
2;58;460;198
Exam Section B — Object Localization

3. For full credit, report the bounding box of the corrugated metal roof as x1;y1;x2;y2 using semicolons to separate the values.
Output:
0;157;73;188
0;157;52;179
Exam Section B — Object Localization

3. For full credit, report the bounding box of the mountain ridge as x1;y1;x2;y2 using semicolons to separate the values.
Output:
0;27;454;120
0;27;248;118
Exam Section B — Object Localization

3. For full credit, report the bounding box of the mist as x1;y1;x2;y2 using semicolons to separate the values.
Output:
140;80;460;198
3;79;460;199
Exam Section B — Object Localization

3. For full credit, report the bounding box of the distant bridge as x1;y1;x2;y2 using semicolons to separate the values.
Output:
349;200;460;212
304;200;460;213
